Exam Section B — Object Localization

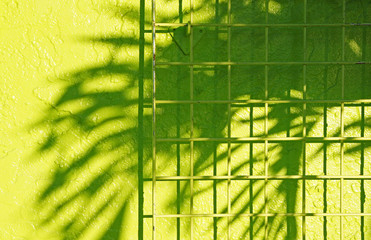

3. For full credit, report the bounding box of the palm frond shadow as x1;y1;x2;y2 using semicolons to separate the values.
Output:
30;0;371;239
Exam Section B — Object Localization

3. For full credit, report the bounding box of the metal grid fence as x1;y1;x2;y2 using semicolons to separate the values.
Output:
149;0;371;239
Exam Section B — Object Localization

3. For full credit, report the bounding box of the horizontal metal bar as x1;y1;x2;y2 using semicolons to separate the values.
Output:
155;23;371;27
144;175;371;181
155;99;371;104
156;137;371;143
146;102;371;108
144;29;170;33
156;61;370;66
143;213;371;218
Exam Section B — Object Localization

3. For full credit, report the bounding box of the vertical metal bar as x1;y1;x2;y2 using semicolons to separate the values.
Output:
322;10;330;237
360;4;367;239
340;94;344;237
189;0;194;238
249;109;254;240
361;103;365;240
177;2;183;239
264;94;269;239
340;1;346;239
213;1;220;237
249;4;257;235
139;0;145;238
302;1;307;239
179;0;183;23
152;0;157;238
264;0;269;238
227;0;232;238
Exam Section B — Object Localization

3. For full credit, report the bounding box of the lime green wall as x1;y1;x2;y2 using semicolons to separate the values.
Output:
1;0;371;239
0;0;144;239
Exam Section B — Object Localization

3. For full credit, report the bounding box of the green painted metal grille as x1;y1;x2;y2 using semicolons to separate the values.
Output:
147;0;371;239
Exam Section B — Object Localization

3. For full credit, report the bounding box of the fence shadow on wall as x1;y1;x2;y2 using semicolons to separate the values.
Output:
30;0;371;239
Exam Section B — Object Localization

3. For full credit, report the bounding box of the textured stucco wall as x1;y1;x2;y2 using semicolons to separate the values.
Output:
0;0;144;239
1;0;371;239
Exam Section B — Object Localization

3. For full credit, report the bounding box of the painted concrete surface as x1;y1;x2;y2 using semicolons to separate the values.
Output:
0;0;371;239
1;0;142;239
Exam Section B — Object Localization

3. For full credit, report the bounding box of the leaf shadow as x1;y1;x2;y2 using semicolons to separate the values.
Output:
30;0;371;239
